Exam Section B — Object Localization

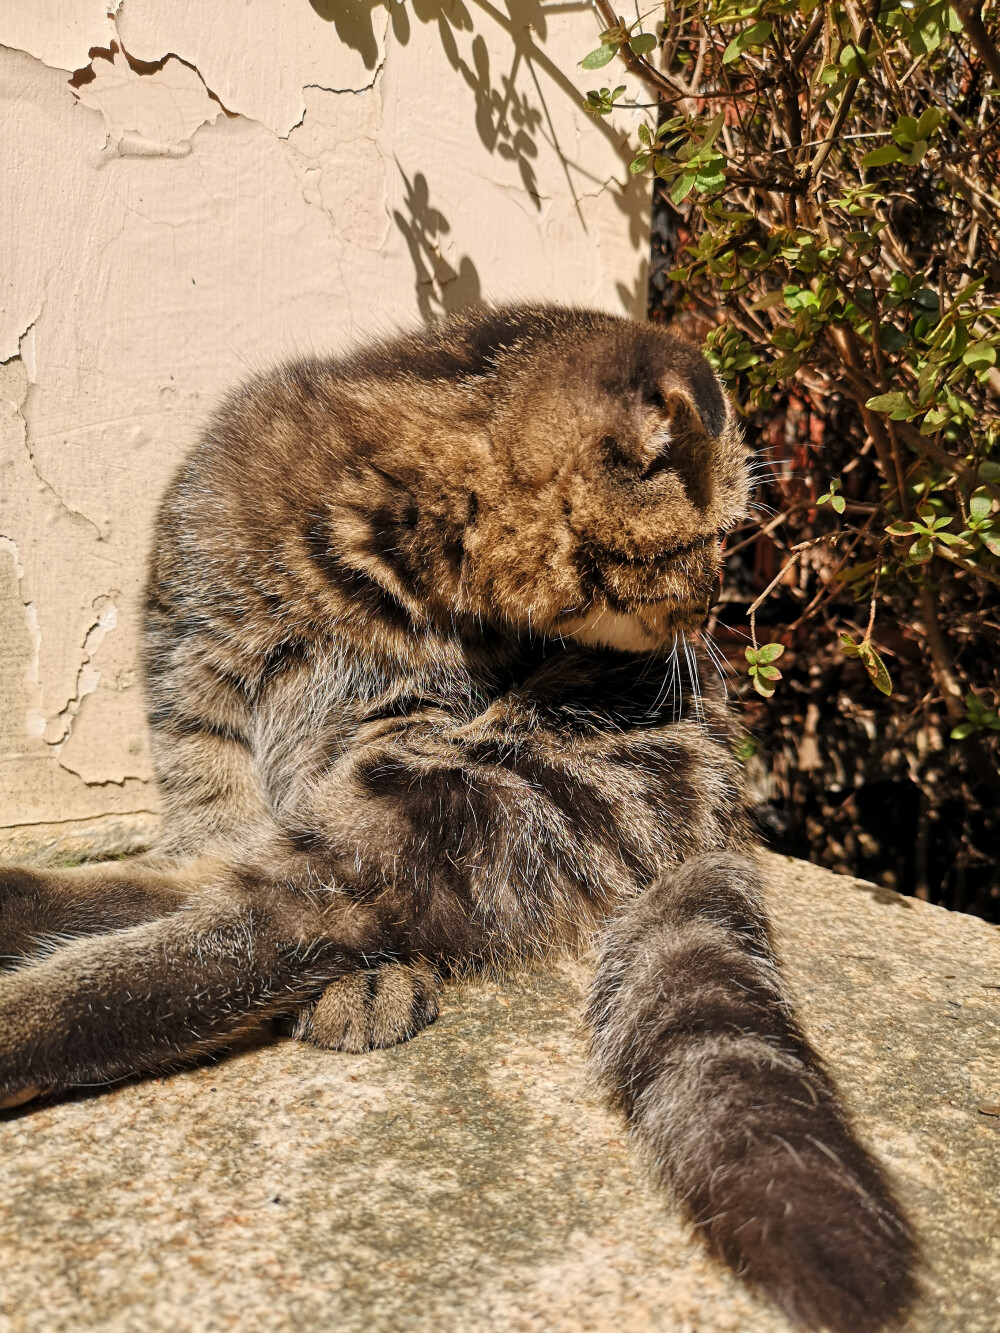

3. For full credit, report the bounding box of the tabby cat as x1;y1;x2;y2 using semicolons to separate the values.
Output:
0;306;915;1330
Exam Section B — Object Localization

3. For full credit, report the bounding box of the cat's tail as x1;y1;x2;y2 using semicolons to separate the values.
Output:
587;852;917;1333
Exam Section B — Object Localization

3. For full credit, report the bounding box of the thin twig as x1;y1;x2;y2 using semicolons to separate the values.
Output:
748;550;800;650
954;1;1000;88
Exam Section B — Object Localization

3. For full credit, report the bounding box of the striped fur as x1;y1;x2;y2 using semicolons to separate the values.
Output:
0;306;915;1329
589;854;916;1330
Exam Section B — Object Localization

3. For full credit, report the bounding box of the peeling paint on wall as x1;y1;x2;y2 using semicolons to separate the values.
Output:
115;0;391;136
0;1;650;857
44;597;119;749
0;534;44;745
0;1;111;75
283;86;390;252
73;46;222;156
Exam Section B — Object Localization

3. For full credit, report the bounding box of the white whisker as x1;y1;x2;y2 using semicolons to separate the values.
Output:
699;629;733;700
681;629;705;724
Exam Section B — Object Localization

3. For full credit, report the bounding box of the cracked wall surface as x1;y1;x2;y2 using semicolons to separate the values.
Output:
0;1;651;860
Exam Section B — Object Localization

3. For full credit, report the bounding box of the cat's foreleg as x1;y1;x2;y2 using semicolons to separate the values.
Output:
0;872;363;1107
587;851;917;1333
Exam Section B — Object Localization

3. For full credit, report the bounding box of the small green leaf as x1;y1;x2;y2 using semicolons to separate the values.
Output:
756;642;785;664
950;692;1000;738
752;674;776;697
750;290;786;311
915;106;944;139
879;324;908;352
909;536;934;562
863;144;902;168
839;633;862;659
905;139;929;165
886;521;919;536
963;341;997;368
582;44;618;69
860;642;892;696
757;664;782;681
722;23;772;65
629;31;657;56
695;169;727;193
892;115;920;147
831;494;846;514
670;171;697;204
701;112;725;150
865;391;911;415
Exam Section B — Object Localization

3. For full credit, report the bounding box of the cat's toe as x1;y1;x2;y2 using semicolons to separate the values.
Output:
294;961;440;1053
0;1084;43;1110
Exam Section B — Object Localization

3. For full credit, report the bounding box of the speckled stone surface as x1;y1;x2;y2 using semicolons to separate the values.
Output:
1;853;998;1333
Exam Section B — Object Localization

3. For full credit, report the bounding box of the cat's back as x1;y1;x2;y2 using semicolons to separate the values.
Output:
139;308;562;737
148;306;560;592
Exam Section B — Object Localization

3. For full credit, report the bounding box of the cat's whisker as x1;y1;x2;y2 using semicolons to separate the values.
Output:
671;636;682;722
699;629;730;699
649;639;677;717
681;630;705;724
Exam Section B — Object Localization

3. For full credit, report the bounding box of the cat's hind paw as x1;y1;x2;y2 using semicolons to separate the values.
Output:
294;961;440;1053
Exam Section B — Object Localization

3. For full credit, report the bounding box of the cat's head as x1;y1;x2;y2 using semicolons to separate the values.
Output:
461;310;749;652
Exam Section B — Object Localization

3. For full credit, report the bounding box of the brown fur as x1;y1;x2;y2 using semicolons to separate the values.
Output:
0;306;915;1330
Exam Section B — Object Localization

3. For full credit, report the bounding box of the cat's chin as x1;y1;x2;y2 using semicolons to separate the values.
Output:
560;606;705;653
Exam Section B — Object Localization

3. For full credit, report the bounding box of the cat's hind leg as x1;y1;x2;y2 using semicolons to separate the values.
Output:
0;858;213;969
0;868;366;1108
293;960;440;1052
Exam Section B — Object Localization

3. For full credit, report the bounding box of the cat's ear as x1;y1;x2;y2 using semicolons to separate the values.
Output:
656;375;725;441
654;365;728;441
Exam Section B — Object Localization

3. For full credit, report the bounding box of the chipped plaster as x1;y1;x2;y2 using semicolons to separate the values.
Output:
73;47;223;156
0;1;650;858
115;0;391;137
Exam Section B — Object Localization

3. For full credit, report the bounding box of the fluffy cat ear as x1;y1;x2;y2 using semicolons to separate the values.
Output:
656;359;729;441
659;380;715;442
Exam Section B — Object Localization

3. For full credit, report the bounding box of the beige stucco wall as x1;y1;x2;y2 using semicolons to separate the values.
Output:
0;2;650;861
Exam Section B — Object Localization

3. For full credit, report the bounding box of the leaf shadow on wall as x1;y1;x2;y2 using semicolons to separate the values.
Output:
393;167;482;322
307;0;387;68
308;0;633;230
429;16;544;209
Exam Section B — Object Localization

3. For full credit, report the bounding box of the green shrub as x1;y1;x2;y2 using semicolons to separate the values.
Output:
586;2;1000;915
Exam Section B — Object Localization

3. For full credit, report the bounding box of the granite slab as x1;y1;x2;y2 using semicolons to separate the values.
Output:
1;853;998;1333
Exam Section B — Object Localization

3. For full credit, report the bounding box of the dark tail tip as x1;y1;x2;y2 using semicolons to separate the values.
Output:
692;1140;919;1332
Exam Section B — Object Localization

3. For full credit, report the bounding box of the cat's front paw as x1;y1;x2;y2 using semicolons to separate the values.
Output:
294;961;440;1053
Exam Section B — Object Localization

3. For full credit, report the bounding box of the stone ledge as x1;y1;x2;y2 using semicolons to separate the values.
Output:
2;852;998;1332
0;812;159;866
